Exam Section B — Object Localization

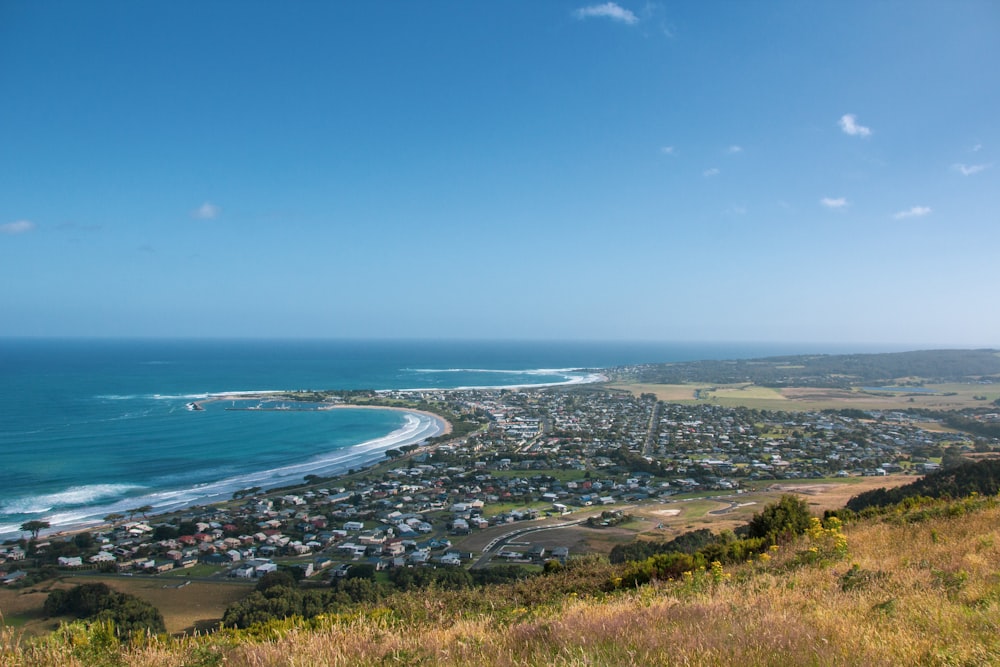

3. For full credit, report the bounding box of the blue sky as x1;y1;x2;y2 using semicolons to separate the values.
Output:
2;1;998;346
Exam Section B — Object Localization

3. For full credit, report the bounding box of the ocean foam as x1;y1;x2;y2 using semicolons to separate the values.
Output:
0;409;445;538
0;484;146;516
390;367;604;392
407;367;586;375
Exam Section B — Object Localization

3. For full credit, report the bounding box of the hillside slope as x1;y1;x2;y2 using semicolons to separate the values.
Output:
5;495;1000;666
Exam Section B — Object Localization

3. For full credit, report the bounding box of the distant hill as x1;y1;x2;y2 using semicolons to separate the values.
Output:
614;348;1000;388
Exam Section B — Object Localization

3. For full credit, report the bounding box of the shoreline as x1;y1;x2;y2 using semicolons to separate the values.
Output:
2;369;605;541
197;393;454;438
2;404;451;541
324;404;453;437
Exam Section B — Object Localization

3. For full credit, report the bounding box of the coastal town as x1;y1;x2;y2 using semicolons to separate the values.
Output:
3;381;991;590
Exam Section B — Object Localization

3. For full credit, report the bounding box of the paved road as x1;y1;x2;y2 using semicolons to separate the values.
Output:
471;518;589;569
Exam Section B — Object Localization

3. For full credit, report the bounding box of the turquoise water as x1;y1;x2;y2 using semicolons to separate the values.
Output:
0;339;891;537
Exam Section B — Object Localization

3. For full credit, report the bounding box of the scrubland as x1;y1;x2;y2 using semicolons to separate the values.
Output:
4;495;1000;666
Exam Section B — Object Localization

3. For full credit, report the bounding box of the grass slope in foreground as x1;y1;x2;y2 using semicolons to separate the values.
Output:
5;492;1000;666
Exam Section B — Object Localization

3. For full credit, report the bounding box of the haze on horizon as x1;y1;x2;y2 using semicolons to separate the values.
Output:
1;2;997;347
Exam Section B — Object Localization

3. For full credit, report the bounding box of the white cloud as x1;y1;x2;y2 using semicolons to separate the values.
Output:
820;197;848;209
192;202;221;220
703;167;720;177
972;143;983;152
952;163;992;176
660;146;675;155
1;220;35;235
574;2;639;25
839;114;871;138
727;145;742;154
893;206;931;220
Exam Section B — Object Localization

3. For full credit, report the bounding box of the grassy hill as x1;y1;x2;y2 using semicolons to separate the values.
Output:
5;493;1000;665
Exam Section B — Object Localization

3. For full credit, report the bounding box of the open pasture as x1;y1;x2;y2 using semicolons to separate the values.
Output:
0;576;251;638
613;381;999;411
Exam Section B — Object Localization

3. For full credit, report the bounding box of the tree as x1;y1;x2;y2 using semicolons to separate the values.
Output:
256;570;297;592
103;513;125;526
744;495;812;542
21;520;50;541
152;524;179;540
124;505;154;521
345;563;376;580
177;521;198;536
941;445;970;469
44;582;165;637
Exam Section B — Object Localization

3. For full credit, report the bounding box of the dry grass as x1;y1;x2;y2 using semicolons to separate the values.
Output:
101;578;252;634
7;498;1000;666
0;576;251;639
456;478;918;563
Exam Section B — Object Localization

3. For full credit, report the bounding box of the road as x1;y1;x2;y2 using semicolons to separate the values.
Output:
470;518;591;569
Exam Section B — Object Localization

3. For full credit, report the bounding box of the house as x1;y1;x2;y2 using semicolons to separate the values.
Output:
200;553;228;565
337;543;367;558
331;563;353;578
439;553;462;566
550;546;570;564
232;565;256;579
383;540;406;557
1;571;27;585
255;562;278;576
57;556;83;568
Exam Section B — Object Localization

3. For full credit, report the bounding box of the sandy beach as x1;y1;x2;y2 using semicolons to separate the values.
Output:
324;404;453;436
9;400;452;541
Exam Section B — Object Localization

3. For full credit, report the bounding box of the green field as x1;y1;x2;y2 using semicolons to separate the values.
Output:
159;564;224;578
612;381;1000;411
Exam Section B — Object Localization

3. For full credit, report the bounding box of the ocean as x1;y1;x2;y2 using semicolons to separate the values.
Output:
0;339;892;538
